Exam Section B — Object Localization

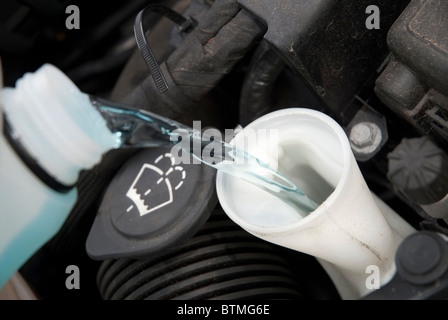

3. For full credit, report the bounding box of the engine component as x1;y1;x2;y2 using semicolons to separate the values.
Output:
121;0;266;123
363;231;448;299
2;0;448;301
239;40;285;126
347;106;389;161
375;0;448;142
387;136;448;221
133;4;195;94
238;0;410;122
97;210;316;300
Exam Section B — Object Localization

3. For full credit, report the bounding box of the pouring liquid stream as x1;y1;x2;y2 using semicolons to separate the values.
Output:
90;95;319;217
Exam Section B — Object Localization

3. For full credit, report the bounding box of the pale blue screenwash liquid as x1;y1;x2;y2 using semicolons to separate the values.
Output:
89;95;318;217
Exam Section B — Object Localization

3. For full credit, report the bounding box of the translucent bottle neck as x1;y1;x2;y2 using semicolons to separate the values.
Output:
1;64;116;187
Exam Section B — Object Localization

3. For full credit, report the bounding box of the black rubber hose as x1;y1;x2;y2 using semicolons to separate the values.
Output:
122;0;266;124
165;4;266;102
239;40;285;126
97;211;306;300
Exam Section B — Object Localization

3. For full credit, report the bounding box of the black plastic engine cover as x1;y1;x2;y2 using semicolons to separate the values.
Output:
238;0;410;121
375;0;448;142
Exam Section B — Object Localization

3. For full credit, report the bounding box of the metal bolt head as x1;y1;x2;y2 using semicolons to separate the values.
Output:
349;122;382;155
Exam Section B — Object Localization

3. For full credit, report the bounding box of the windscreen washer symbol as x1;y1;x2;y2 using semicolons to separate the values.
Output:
126;153;186;216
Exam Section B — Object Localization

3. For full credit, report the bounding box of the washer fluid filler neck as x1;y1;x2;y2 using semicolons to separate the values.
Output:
216;108;416;299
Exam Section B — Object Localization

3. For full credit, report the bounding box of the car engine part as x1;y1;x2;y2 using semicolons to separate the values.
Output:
1;0;448;300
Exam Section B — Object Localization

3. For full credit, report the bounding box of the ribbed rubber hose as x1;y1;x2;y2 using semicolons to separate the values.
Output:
165;0;266;102
239;40;285;126
122;0;267;123
97;211;305;300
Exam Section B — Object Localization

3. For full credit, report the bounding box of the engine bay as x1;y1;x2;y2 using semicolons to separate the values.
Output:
1;0;448;300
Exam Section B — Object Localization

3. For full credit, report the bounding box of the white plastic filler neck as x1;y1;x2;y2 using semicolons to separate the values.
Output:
216;108;414;299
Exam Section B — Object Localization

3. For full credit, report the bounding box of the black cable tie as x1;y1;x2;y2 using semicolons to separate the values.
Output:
134;4;194;94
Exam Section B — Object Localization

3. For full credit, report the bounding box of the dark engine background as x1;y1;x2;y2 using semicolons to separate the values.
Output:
1;0;448;300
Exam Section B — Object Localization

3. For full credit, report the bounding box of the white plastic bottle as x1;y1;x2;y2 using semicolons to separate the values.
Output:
0;63;116;289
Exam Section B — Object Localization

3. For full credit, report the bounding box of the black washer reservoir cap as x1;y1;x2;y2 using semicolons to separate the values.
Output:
86;147;217;260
